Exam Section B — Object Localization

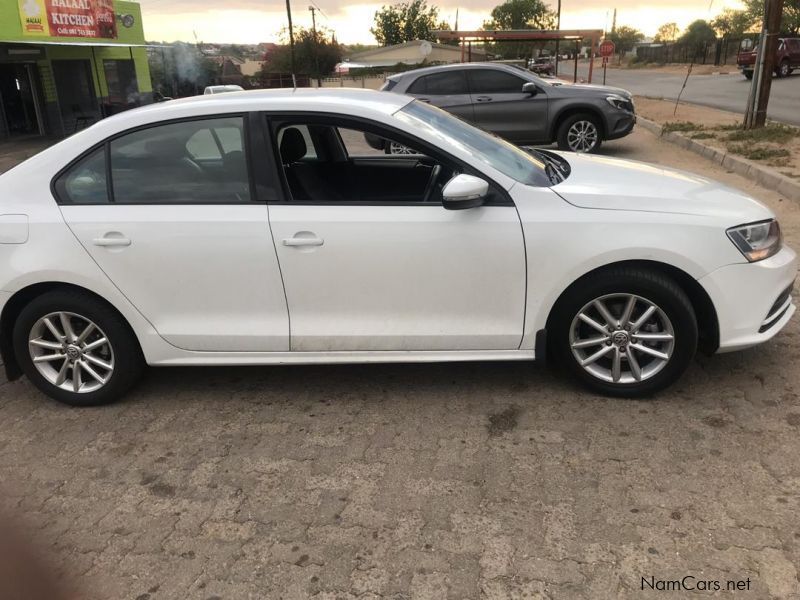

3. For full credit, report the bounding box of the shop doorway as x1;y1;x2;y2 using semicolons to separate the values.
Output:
0;63;45;137
52;59;98;133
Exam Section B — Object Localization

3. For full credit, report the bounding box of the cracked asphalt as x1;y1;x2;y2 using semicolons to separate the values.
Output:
1;127;800;599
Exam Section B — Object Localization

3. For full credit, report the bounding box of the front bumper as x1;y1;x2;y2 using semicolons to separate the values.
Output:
605;111;636;140
699;245;797;353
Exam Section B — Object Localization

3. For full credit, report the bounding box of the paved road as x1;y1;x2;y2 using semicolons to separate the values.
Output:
558;61;800;126
1;128;800;599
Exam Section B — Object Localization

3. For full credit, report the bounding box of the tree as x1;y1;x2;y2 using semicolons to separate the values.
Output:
743;0;800;34
679;19;718;55
654;22;679;43
711;9;756;37
481;0;557;59
264;27;342;79
371;0;441;46
607;25;644;62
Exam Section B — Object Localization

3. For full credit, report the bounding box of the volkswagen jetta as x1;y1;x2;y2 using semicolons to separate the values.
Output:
0;89;794;406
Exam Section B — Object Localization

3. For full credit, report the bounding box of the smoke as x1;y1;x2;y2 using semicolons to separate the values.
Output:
170;42;206;83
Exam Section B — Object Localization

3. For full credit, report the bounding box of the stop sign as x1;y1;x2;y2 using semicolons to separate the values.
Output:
599;40;615;57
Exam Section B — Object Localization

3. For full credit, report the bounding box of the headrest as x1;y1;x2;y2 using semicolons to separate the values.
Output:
280;128;307;163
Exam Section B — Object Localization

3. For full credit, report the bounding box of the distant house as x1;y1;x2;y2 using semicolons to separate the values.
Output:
336;40;487;73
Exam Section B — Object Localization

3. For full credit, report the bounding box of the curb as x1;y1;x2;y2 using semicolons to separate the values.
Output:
637;117;800;202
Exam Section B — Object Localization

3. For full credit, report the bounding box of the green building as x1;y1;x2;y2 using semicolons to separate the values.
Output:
0;0;152;140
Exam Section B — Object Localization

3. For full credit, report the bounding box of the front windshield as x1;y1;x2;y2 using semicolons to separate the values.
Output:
395;100;551;187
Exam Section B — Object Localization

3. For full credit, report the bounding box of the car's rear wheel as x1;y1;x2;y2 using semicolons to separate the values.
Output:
557;113;602;153
549;267;698;397
744;70;754;80
13;290;143;406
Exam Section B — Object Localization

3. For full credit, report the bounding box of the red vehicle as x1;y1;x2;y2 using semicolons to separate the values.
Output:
737;37;800;79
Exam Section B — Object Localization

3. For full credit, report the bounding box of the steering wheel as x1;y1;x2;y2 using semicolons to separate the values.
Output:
422;164;442;203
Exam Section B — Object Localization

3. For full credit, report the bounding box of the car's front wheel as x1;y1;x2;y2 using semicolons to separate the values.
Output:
777;59;791;78
13;290;144;406
549;267;698;397
557;113;602;153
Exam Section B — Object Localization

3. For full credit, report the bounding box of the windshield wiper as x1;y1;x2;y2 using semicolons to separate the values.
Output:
529;148;567;185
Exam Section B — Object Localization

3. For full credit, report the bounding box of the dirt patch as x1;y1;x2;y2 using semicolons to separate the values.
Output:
635;97;800;178
487;405;521;436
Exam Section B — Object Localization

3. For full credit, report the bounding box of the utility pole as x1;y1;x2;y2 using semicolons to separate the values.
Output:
309;5;321;86
753;0;783;127
611;8;617;33
285;0;296;87
554;0;561;77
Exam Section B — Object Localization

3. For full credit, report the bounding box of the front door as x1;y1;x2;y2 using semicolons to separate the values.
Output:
467;69;549;144
268;117;526;352
57;115;289;352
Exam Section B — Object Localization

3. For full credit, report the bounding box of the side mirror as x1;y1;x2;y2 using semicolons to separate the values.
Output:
363;132;386;151
522;82;538;96
442;174;489;210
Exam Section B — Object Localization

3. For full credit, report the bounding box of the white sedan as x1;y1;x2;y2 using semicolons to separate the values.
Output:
0;89;795;406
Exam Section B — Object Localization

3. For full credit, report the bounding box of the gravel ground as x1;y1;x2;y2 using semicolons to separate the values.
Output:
1;127;799;599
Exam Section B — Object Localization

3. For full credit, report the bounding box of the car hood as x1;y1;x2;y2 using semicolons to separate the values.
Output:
548;82;632;98
549;152;774;222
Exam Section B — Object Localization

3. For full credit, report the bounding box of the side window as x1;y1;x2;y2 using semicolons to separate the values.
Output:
338;127;422;156
468;69;525;94
276;121;453;204
109;116;251;204
407;76;427;95
408;71;467;95
56;147;109;204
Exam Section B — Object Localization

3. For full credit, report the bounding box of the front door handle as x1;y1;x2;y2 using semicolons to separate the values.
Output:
283;236;324;247
92;234;131;247
476;95;492;102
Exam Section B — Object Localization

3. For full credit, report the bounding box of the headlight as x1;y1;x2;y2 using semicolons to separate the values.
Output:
606;94;632;111
726;219;782;262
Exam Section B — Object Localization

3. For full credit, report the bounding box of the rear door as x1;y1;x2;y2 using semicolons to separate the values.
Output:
405;70;474;122
57;114;289;352
467;68;548;144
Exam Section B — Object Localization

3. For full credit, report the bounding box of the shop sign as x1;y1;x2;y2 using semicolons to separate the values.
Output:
18;0;118;39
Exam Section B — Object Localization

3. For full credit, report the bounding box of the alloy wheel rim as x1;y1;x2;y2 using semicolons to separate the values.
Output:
569;293;675;384
567;121;599;152
28;311;114;394
780;63;789;76
389;142;415;155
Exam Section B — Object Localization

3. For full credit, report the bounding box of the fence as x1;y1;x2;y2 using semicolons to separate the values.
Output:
636;37;749;66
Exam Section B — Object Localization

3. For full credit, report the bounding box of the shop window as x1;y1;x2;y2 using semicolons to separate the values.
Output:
103;60;139;105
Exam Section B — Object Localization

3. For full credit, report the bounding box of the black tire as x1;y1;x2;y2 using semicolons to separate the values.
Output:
548;266;698;398
13;290;144;406
744;70;754;80
556;113;603;153
777;60;790;78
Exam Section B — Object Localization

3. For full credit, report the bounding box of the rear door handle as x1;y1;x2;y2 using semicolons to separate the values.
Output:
283;236;324;247
476;96;492;102
92;235;131;247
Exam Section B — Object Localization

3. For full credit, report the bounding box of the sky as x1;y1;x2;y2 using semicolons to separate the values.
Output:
138;0;746;45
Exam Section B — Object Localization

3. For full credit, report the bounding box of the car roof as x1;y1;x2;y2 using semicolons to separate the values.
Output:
389;61;532;81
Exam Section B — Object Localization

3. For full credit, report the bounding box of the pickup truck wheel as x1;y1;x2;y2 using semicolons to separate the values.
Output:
744;70;754;80
778;60;790;78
